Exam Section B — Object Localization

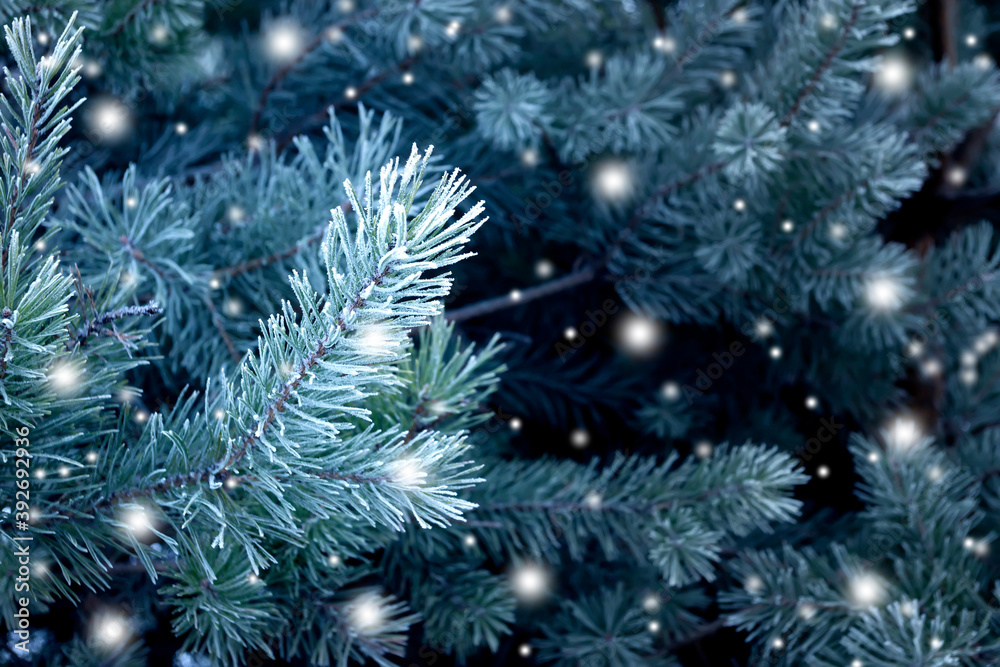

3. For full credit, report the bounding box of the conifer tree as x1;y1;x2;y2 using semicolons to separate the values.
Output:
3;1;1000;666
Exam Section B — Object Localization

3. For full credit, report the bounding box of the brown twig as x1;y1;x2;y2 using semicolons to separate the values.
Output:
444;158;728;323
120;235;169;281
907;89;975;145
925;0;961;204
929;0;958;68
121;233;242;360
608;160;728;263
203;295;241;362
662;619;727;653
776;188;852;257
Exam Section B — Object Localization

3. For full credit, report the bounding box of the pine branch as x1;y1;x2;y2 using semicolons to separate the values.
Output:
83;147;488;540
213;261;391;475
74;302;162;342
780;3;862;127
1;96;41;271
99;262;395;508
0;13;82;271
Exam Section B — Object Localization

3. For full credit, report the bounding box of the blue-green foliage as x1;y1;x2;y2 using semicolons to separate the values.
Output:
2;0;1000;666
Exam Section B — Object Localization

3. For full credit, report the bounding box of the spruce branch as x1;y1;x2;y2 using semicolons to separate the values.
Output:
780;3;863;127
903;63;1000;156
908;88;975;144
777;188;854;256
464;445;806;565
16;2;1000;664
666;1;746;77
614;160;728;256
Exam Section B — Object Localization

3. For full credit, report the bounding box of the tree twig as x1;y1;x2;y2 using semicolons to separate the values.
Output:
73;302;162;348
929;0;958;67
445;157;728;323
213;201;353;279
445;265;599;322
662;619;726;653
204;295;240;362
780;3;861;127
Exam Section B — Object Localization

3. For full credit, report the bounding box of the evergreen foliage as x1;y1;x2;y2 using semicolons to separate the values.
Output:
2;1;1000;666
